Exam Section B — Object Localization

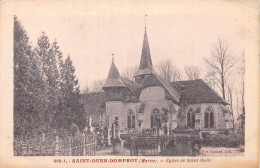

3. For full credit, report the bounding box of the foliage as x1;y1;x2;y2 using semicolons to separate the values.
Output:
81;92;105;127
185;65;201;80
155;59;183;82
201;132;244;147
204;39;236;100
121;65;138;81
14;16;85;138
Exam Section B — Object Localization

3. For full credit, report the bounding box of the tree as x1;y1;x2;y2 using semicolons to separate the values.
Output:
204;39;236;100
156;59;183;82
184;65;201;80
238;51;245;115
237;51;245;135
121;65;138;81
82;84;90;94
58;55;85;130
14;17;85;137
226;76;237;130
36;32;62;131
14;15;34;137
14;16;49;137
89;79;106;92
204;71;218;91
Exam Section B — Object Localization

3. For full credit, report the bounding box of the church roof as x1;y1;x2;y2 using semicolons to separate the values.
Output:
120;77;142;95
155;75;180;103
134;27;153;77
171;79;228;105
102;58;127;88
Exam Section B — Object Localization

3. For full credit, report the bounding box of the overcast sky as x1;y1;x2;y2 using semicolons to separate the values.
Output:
16;0;256;92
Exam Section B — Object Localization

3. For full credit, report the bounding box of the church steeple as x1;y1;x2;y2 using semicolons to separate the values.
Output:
102;54;126;88
134;20;154;79
139;26;153;69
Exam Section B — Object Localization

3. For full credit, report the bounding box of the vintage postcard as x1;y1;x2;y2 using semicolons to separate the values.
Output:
0;0;259;167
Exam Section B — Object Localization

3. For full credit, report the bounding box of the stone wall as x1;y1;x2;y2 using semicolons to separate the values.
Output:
185;103;230;130
105;101;125;129
105;86;179;131
139;86;165;101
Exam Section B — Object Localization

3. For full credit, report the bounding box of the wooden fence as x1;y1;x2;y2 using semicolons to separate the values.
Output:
14;133;97;156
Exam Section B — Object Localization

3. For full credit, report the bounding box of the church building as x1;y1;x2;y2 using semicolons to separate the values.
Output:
102;26;233;135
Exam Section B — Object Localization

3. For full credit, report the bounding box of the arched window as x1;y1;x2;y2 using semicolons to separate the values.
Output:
191;113;195;128
205;106;214;128
127;109;135;128
210;112;214;128
151;108;161;128
204;112;209;128
187;112;191;127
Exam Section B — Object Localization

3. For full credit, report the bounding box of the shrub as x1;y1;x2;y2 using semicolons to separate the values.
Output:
202;133;243;148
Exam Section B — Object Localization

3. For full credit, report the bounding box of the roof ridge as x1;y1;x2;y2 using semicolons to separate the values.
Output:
171;79;203;84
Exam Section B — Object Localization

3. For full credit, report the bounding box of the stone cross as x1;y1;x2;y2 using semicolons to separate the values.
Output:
89;116;92;127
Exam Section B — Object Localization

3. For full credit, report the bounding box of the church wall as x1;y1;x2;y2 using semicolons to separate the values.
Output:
139;86;165;101
170;112;178;130
105;101;125;129
185;103;229;130
140;99;175;129
124;102;140;130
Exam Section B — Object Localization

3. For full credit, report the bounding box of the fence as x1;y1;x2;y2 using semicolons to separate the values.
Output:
130;135;175;156
14;133;97;156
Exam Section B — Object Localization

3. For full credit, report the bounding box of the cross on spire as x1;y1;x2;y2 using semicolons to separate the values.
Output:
112;53;114;63
145;14;148;32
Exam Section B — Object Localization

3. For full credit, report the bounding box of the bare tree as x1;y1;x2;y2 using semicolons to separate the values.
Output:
237;51;245;135
89;79;106;92
226;76;237;130
204;39;236;100
121;65;138;81
156;59;183;82
238;51;245;114
204;71;218;91
82;84;90;94
185;65;201;80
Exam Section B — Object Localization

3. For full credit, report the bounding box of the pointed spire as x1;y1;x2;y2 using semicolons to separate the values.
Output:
102;54;126;88
107;53;119;79
134;17;154;77
139;26;152;69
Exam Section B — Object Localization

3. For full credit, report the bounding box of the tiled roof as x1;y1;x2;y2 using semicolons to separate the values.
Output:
171;79;227;105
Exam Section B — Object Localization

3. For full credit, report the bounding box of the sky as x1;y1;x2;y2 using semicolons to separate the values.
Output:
16;0;256;92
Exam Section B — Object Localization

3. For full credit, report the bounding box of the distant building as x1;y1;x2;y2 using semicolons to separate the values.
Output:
101;26;233;134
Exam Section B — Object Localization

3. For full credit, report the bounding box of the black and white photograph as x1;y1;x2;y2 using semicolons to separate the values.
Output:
0;0;259;167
